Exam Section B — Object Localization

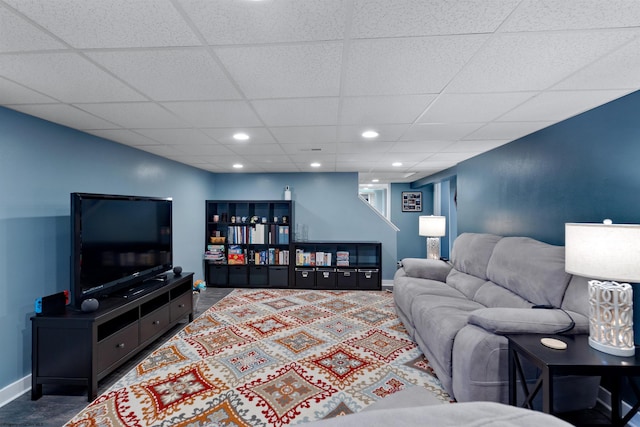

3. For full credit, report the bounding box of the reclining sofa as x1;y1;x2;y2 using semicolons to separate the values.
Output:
393;232;599;412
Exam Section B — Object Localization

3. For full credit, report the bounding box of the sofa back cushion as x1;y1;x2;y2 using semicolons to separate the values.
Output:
486;237;571;307
450;233;503;280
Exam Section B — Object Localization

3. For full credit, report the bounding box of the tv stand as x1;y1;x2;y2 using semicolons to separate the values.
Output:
31;272;193;401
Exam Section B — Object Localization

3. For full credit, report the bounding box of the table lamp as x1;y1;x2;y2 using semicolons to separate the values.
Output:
565;221;640;357
419;215;446;260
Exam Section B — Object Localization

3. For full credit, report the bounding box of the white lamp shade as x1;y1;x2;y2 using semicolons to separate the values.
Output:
565;222;640;283
419;216;446;237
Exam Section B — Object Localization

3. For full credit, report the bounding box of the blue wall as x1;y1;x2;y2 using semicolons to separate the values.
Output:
212;172;398;278
456;90;640;244
391;183;435;260
0;107;399;394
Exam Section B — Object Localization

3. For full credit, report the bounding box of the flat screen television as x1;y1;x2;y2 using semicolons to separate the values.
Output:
70;192;173;308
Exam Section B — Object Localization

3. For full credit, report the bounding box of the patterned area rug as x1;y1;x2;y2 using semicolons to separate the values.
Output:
65;289;450;427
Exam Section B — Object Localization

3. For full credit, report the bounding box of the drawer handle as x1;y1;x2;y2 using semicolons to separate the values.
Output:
344;272;351;277
365;272;372;279
117;343;125;348
153;320;160;325
323;272;330;278
301;271;309;278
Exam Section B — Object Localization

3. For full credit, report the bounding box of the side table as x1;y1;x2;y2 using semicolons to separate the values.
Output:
507;334;640;426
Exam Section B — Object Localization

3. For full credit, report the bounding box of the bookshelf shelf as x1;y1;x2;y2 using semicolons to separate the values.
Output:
204;200;293;288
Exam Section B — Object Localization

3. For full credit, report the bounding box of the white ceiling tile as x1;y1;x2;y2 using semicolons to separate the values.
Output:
165;155;214;165
427;152;479;162
202;128;276;145
0;53;146;103
287;152;337;163
242;154;294;164
173;144;235;156
86;49;241;101
553;37;640;91
400;123;483;141
351;0;520;38
338;124;410;142
447;30;640;93
228;143;286;156
500;0;640;32
0;77;57;103
337;142;394;153
498;90;631;122
7;104;119;130
280;143;337;154
133;128;216;145
216;43;342;98
0;5;66;52
464;121;553;141
340;95;436;125
4;0;199;48
418;92;536;123
344;35;487;95
270;126;338;144
178;0;346;45
86;129;159;146
256;163;302;172
388;141;454;153
135;144;186;157
76;102;189;128
252;98;340;126
442;140;511;152
162;101;263;127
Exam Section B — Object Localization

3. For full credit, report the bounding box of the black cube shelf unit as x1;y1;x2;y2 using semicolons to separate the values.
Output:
204;200;293;288
204;200;382;290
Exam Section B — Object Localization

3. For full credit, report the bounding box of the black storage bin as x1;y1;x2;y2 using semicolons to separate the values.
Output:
336;268;358;289
228;265;248;287
358;269;380;290
316;268;336;289
294;268;315;288
207;264;228;287
268;266;289;288
249;265;268;287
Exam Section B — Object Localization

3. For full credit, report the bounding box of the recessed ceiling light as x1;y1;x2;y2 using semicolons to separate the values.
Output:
232;163;243;169
233;132;249;141
372;179;379;183
362;130;379;139
392;162;402;167
310;162;321;168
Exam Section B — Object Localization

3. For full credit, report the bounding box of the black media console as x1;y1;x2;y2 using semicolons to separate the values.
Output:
31;272;194;401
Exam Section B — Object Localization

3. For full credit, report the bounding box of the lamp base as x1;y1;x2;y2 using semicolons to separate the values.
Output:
426;237;441;260
588;336;635;357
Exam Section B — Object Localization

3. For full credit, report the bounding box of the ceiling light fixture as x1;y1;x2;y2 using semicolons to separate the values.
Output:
233;132;250;141
362;130;379;139
232;163;243;169
392;162;403;167
310;162;321;168
372;179;379;183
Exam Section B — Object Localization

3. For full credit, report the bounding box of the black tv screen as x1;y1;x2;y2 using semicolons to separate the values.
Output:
70;193;172;307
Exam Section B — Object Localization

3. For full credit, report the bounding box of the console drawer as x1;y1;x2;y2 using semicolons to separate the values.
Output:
97;322;139;373
170;291;192;322
140;305;170;343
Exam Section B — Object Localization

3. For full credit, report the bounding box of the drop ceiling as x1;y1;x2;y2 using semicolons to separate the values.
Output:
2;0;640;184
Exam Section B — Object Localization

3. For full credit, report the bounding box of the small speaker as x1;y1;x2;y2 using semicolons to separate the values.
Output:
81;298;99;313
173;266;183;276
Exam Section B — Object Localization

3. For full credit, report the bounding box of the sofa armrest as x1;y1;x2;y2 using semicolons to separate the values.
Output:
468;307;589;335
399;258;452;282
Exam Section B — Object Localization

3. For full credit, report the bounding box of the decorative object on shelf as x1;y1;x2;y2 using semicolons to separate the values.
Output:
419;215;446;260
284;185;292;200
402;191;422;212
565;220;640;357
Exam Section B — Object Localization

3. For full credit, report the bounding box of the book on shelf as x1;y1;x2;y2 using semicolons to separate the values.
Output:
204;244;226;263
228;244;245;264
336;251;350;266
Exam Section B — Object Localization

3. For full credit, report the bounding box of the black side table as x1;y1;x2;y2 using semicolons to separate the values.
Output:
507;334;640;426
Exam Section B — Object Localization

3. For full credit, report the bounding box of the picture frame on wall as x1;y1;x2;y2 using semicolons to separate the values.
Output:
402;191;422;212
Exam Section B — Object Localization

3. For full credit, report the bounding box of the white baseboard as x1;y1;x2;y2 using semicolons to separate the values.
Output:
0;375;31;408
597;385;640;427
382;280;394;287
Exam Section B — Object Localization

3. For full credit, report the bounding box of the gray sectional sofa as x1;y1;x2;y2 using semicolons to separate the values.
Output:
393;232;599;412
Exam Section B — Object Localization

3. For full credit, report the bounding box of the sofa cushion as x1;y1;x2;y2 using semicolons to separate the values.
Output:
446;269;488;300
486;237;571;307
451;233;503;280
400;258;452;282
473;281;532;309
468;307;577;335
